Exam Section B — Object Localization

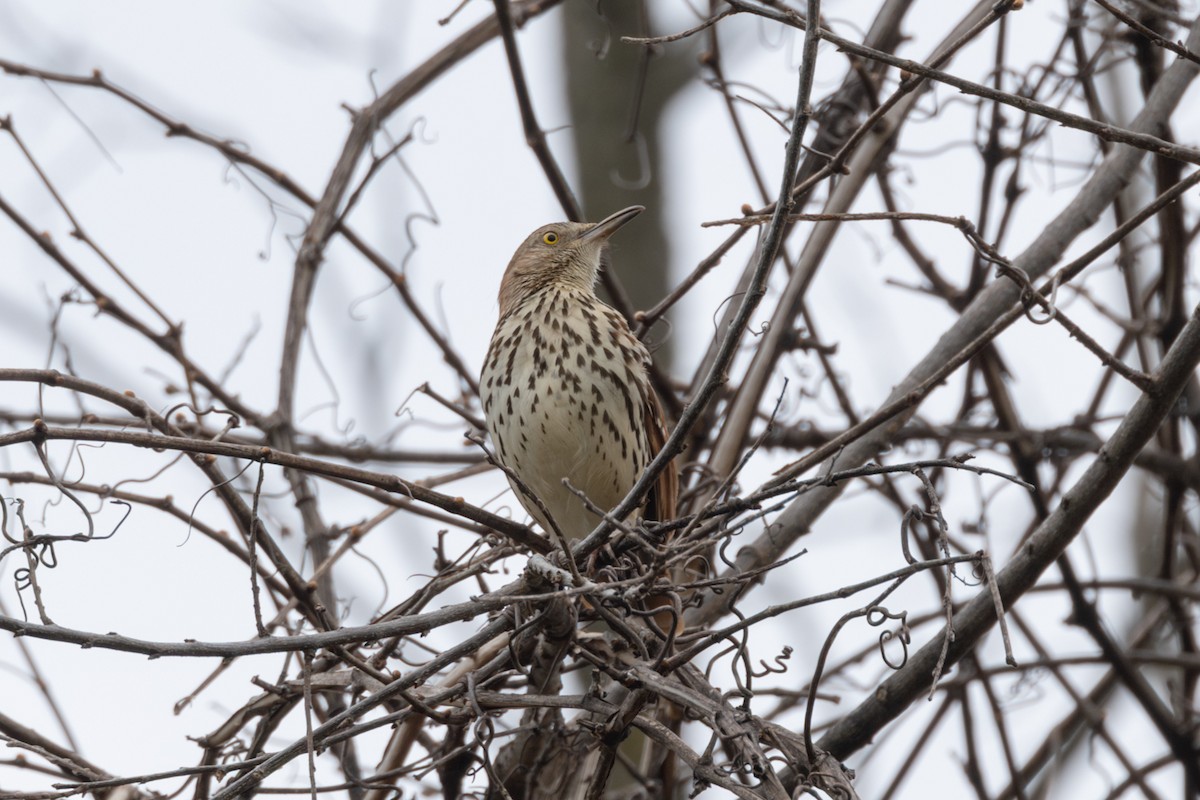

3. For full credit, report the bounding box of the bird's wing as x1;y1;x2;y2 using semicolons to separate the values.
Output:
643;388;678;526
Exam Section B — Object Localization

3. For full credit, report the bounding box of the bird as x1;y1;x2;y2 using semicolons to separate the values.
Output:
479;205;677;552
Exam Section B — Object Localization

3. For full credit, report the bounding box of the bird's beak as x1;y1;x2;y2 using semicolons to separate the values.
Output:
578;205;645;243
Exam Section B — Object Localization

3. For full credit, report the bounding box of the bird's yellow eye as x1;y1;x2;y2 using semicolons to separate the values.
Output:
543;231;559;245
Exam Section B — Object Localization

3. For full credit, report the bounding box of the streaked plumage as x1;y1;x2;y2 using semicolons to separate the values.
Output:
480;206;676;544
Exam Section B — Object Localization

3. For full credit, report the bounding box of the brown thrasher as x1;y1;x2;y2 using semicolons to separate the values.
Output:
480;206;681;796
480;205;677;549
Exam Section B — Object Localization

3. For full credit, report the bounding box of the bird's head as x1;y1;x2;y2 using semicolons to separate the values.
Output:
497;205;643;318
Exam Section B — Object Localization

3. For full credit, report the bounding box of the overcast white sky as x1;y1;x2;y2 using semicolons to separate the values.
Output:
2;2;1194;797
